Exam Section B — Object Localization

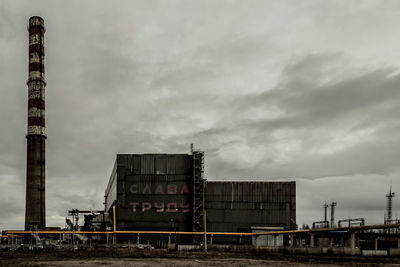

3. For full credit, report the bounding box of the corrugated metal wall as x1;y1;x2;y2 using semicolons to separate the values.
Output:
114;154;193;232
205;181;296;244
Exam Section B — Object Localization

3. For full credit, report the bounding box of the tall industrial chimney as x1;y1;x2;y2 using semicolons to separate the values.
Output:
25;16;46;230
330;202;337;228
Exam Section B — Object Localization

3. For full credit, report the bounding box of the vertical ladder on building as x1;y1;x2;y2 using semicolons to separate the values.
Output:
192;150;205;245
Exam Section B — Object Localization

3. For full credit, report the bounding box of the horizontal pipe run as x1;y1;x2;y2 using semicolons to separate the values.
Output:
5;231;255;236
0;234;20;238
5;223;400;237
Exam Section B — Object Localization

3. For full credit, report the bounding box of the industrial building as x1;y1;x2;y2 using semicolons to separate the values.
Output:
104;153;296;246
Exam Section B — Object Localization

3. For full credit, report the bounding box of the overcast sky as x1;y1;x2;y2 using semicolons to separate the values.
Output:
1;0;400;230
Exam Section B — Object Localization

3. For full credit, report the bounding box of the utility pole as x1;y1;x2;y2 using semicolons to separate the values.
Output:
204;210;207;252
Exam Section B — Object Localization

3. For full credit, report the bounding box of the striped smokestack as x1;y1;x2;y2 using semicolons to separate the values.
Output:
25;16;46;230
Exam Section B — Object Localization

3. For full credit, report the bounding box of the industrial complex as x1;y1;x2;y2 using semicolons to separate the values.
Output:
2;16;400;258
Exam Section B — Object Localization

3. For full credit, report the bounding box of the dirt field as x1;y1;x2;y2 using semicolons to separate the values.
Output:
2;258;386;267
0;258;338;267
1;250;400;266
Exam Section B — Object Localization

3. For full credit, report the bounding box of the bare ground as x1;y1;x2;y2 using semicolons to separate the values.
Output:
1;250;399;266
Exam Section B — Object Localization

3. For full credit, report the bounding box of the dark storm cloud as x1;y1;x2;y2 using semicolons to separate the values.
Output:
0;0;400;229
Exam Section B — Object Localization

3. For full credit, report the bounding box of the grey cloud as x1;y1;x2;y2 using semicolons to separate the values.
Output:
151;54;399;180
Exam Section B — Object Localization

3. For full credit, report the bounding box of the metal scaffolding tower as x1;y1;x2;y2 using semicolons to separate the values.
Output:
385;187;395;224
192;150;205;244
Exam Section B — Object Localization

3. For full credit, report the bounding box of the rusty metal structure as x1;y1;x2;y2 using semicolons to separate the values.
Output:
25;16;46;230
